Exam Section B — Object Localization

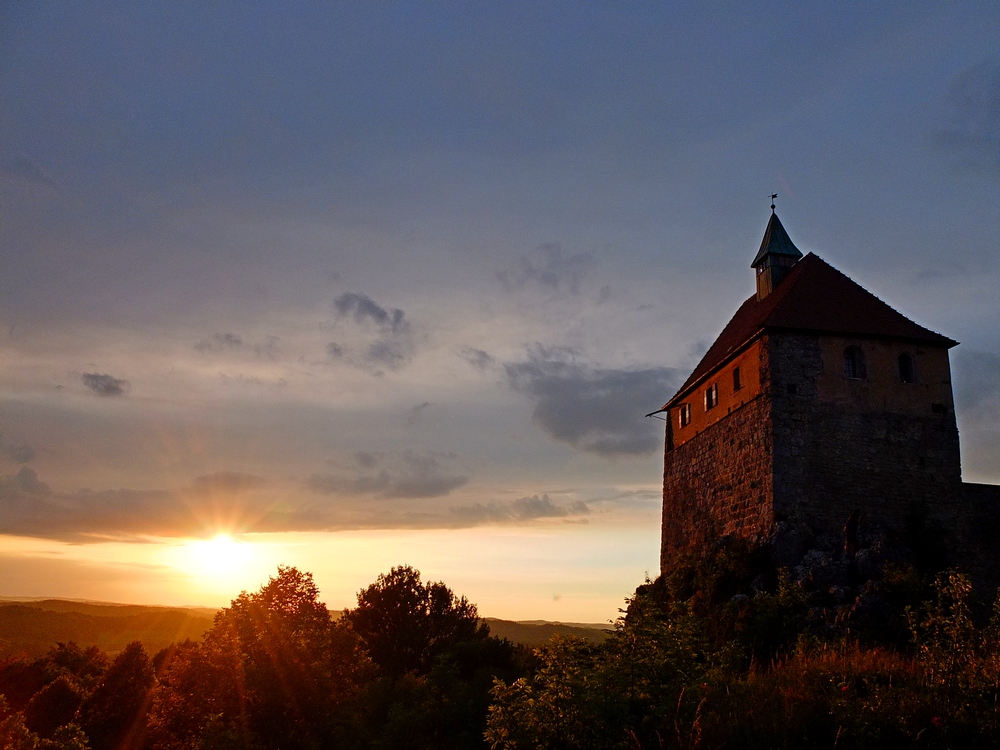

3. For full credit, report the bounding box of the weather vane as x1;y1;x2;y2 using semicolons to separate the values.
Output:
770;193;778;212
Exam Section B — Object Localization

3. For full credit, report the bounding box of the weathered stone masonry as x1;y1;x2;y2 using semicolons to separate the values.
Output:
661;395;773;571
768;333;963;538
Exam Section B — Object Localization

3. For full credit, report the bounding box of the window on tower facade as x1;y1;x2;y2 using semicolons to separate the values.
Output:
733;366;742;391
704;383;718;410
679;403;691;427
844;346;866;380
898;352;915;383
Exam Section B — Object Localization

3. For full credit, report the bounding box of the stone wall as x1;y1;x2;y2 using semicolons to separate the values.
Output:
768;333;964;543
660;355;775;572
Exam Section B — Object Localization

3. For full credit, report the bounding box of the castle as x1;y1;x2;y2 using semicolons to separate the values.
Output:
652;211;1000;593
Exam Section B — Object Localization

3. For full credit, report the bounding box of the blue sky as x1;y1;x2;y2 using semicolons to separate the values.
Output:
1;2;998;620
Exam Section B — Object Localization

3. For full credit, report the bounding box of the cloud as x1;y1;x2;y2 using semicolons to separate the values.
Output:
253;336;281;359
306;450;469;499
367;338;411;369
329;292;416;371
934;61;1000;174
460;347;496;371
81;372;130;397
194;332;244;353
497;242;596;295
194;333;281;359
217;373;287;389
504;346;682;457
450;493;590;524
0;468;281;542
334;293;410;335
406;401;433;426
1;442;35;464
6;466;49;493
0;463;637;542
188;472;269;495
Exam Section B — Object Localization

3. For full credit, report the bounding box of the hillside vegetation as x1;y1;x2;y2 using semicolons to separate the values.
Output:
0;600;606;661
0;602;215;659
4;553;1000;749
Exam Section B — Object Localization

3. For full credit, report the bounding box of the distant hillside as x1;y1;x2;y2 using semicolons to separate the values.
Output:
0;600;216;658
0;598;610;658
484;618;611;646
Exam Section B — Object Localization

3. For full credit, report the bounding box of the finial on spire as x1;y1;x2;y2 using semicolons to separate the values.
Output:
770;193;778;213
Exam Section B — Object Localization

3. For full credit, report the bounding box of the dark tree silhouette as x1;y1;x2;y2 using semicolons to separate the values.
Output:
147;565;368;749
344;565;488;677
44;642;108;689
79;641;154;750
24;675;84;739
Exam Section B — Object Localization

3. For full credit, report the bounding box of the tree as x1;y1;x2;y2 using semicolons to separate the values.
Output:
0;696;40;750
146;566;368;749
344;565;487;678
486;594;711;750
24;675;84;739
79;641;154;750
341;565;532;748
43;643;107;690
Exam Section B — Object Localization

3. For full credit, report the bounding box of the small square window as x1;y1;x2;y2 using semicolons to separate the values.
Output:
679;403;691;427
733;367;742;391
704;383;718;410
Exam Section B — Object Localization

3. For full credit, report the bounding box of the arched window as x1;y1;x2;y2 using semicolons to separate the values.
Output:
844;346;866;380
898;352;915;383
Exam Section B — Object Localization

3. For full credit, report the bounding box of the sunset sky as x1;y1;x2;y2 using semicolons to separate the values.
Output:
1;2;998;622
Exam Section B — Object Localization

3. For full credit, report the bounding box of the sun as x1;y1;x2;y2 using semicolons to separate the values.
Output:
183;534;254;580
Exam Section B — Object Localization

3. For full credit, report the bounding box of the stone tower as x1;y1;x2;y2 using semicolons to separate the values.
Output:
654;212;963;573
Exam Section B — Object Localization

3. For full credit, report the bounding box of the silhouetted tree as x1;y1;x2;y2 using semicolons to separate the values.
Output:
0;696;39;750
40;723;91;749
147;566;369;749
43;643;107;690
79;641;154;750
344;565;487;678
24;675;84;739
343;565;529;748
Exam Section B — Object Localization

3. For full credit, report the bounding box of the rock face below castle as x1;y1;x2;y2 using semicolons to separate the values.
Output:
653;214;1000;597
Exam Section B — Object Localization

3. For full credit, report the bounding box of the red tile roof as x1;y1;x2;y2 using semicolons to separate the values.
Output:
662;253;958;409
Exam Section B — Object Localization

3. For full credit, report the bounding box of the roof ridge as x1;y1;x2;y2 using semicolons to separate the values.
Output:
801;255;956;343
659;253;957;410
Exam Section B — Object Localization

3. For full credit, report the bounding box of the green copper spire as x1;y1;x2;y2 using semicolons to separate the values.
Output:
751;211;803;268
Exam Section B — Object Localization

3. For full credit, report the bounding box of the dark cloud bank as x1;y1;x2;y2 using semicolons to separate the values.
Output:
307;450;468;500
504;346;682;457
0;468;270;543
0;448;609;542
